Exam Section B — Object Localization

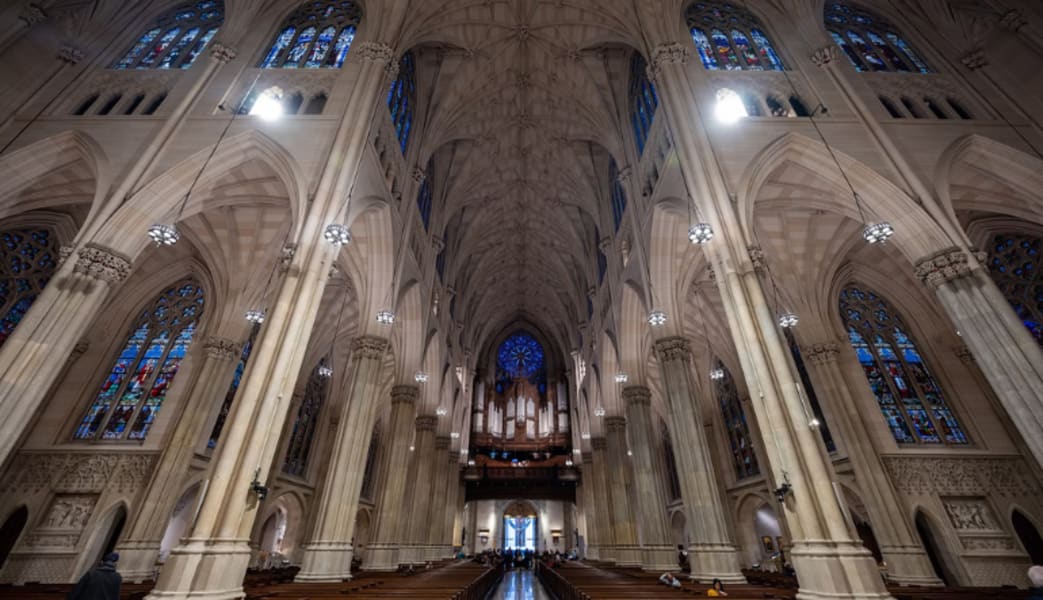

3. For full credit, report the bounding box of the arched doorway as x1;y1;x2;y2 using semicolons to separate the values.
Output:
1012;510;1043;565
0;506;28;570
159;483;202;561
257;509;288;568
915;511;955;585
503;501;538;551
852;514;883;564
353;508;372;561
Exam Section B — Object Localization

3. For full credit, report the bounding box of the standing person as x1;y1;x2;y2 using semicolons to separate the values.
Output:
66;552;121;600
1029;565;1043;600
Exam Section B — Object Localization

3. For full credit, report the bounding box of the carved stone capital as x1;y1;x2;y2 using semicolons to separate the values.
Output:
591;436;607;451
204;336;240;361
415;415;438;431
351;335;388;360
646;43;690;81
391;384;419;405
279;243;297;272
604;415;626;432
598;237;612;253
622;385;651;407
209;42;238;64
811;45;839;68
615;166;632;184
411;167;426;184
707;264;716;282
356;42;398;79
802;342;839;366
57;244;76;267
19;3;46;27
914;248;972;288
747;245;766;272
73;244;132;284
58;45;84;65
955;345;975;365
1000;10;1026;32
432;236;445;253
72;340;90;356
961;48;988;70
654;336;691;363
435;435;451;450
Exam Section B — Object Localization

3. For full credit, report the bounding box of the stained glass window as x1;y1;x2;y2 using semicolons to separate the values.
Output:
608;159;627;230
840;285;967;445
685;2;785;72
206;324;259;452
283;361;330;476
113;1;222;70
417;159;433;229
628;52;658;155
387;51;416;154
75;281;205;441
712;360;759;479
824;3;931;73
0;228;59;348
259;1;360;69
497;332;546;383
986;233;1043;346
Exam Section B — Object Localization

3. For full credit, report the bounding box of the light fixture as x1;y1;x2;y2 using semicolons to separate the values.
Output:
409;445;415;452
710;367;725;381
148;223;180;246
324;223;352;246
467;459;476;466
773;482;792;503
450;432;460;439
244;309;266;324
376;310;396;325
414;371;429;383
594;406;606;417
778;312;799;328
648;310;667;327
249;86;284;121
317;362;333;378
862;221;894;244
626;449;633;457
436;406;448;417
581;433;591;440
809;417;821;429
715;88;747;124
564;458;574;467
614;372;629;383
688;223;714;244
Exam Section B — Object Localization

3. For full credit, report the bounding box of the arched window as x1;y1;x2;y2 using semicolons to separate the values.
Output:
0;228;59;348
75;280;205;441
839;285;968;445
712;360;759;479
283;361;330;476
686;2;785;71
628;52;658;155
608;159;627;230
114;1;223;70
260;1;360;69
417;159;434;230
825;2;930;73
206;323;260;452
783;329;835;452
986;233;1043;346
388;51;417;154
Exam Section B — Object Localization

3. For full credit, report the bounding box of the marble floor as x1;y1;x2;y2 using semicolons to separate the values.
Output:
490;569;553;600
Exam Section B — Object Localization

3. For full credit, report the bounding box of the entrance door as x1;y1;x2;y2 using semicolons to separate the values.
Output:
1012;510;1043;565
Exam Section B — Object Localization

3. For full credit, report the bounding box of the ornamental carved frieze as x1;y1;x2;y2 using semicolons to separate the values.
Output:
352;336;388;360
883;455;1041;497
802;342;839;366
914;247;972;289
356;42;398;79
415;415;438;431
74;245;132;284
654;337;691;363
811;45;839;68
603;416;627;432
203;336;239;361
591;437;608;451
391;384;419;405
622;386;651;407
0;452;157;495
209;42;238;64
646;43;689;82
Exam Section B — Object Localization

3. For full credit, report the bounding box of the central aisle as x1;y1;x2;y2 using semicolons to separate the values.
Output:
490;569;553;600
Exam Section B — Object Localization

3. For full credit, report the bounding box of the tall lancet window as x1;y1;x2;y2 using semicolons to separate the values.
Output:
75;281;205;441
825;2;930;73
608;159;627;231
388;51;417;154
628;52;658;155
712;360;759;479
283;361;330;477
417;158;434;229
260;0;361;69
114;1;223;70
206;323;260;452
840;286;967;445
0;228;59;348
986;233;1043;346
685;1;785;71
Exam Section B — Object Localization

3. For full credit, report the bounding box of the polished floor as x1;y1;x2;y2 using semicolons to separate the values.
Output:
491;569;552;600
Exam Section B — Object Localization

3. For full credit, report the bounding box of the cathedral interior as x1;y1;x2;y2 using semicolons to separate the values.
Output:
0;0;1042;599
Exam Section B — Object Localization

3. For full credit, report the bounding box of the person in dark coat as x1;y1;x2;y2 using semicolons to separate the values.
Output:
67;552;121;600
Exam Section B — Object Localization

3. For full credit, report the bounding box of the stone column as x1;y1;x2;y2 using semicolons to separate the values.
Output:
589;439;615;563
424;436;452;560
364;384;419;571
442;451;462;557
466;494;478;555
802;341;941;586
621;386;676;571
603;417;640;567
145;41;402;600
295;336;388;582
401;415;437;564
654;337;745;583
916;249;1043;470
579;452;600;560
646;41;890;599
118;336;243;581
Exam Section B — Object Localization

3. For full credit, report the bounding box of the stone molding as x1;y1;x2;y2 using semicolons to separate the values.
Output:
802;342;839;365
203;336;240;361
646;43;689;81
604;416;627;432
356;42;398;79
352;336;389;360
960;48;988;70
19;3;46;26
590;437;607;451
882;455;1040;497
73;245;132;284
209;42;238;64
391;384;419;405
58;45;84;65
654;337;691;363
415;415;438;431
914;248;972;288
435;436;451;450
811;45;839;67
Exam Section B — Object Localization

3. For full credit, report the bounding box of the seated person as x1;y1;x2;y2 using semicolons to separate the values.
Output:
707;578;728;596
659;572;682;588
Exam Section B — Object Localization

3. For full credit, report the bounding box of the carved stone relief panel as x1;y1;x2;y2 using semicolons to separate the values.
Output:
943;497;1001;532
882;455;1041;497
23;494;99;549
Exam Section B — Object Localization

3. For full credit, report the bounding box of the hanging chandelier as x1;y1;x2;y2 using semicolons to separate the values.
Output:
862;220;895;244
778;312;799;328
324;223;352;246
244;309;266;324
709;367;725;380
376;309;396;325
647;310;667;326
594;406;606;417
688;223;714;244
614;372;629;383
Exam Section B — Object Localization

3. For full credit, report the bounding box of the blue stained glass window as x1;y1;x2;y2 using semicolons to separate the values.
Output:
986;233;1043;347
259;1;361;69
711;29;741;69
207;324;259;452
750;28;784;70
283;361;330;476
76;281;205;441
830;30;865;71
712;360;760;479
840;285;967;445
865;30;909;71
0;228;58;349
117;28;162;69
140;28;182;67
825;2;930;74
114;2;222;70
686;2;783;71
182;28;218;68
730;30;761;69
387;51;416;154
690;28;719;69
845;30;885;71
886;32;930;73
497;332;546;382
628;52;657;155
159;27;200;69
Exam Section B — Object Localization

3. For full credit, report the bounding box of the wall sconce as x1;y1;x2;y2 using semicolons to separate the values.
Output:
773;482;792;503
250;468;269;501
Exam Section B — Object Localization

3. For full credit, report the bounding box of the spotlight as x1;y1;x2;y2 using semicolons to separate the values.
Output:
249;87;284;121
715;88;747;124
